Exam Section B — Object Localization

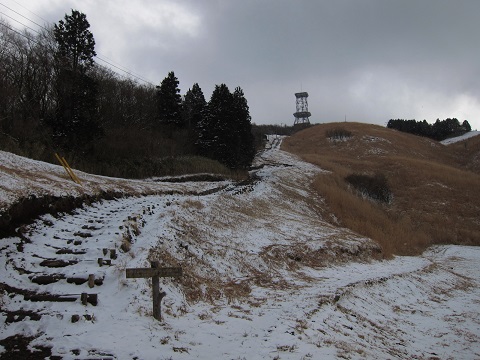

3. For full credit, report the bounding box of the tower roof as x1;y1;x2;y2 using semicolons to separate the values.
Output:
295;92;309;98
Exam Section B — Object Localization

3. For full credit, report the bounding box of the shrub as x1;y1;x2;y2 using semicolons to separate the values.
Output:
326;128;352;140
345;173;392;203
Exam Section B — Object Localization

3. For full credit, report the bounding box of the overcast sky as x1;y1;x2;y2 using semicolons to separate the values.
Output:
3;0;480;129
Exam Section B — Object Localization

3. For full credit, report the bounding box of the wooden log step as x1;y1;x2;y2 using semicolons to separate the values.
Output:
97;258;111;266
66;276;104;286
56;248;87;255
39;259;78;268
5;309;42;323
81;293;98;306
67;240;82;246
30;274;66;285
24;292;98;305
81;225;100;231
24;293;77;302
73;231;92;238
67;277;88;285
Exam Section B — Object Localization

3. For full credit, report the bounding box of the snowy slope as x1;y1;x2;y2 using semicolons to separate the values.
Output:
0;137;479;359
0;150;227;212
440;130;480;145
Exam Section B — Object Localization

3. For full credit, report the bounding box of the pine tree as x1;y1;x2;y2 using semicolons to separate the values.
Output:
54;10;95;73
182;83;206;130
197;84;234;166
50;10;102;153
197;84;255;169
232;86;255;168
157;71;183;127
462;120;472;132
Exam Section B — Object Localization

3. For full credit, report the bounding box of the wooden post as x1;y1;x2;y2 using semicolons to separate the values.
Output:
88;274;95;288
151;261;160;320
125;263;182;321
97;258;111;267
81;292;88;305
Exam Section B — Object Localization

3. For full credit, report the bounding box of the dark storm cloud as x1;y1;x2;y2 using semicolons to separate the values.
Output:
179;0;480;126
5;0;480;128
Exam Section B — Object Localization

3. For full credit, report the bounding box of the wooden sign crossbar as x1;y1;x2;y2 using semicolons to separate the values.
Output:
125;261;182;321
126;267;182;279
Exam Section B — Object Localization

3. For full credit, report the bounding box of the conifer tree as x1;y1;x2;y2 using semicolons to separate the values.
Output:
232;86;255;168
197;84;233;165
182;83;206;130
157;71;183;127
54;10;95;73
197;84;255;168
50;10;103;153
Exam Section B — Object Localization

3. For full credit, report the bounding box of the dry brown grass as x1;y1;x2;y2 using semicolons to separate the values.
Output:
283;122;480;256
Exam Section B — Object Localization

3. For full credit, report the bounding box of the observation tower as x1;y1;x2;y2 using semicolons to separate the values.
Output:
293;92;311;125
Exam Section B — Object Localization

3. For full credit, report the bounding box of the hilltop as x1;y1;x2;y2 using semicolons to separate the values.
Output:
283;123;480;256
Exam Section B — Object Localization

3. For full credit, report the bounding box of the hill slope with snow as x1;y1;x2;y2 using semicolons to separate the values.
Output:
0;136;479;359
441;130;480;145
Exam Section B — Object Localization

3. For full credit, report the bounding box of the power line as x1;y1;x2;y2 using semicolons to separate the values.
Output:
0;0;157;85
0;10;41;35
0;18;154;85
92;52;155;85
8;0;50;25
0;20;40;45
95;55;154;85
0;2;46;31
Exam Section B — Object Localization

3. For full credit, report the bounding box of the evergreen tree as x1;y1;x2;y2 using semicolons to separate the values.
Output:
50;10;103;153
182;83;206;130
197;84;234;166
54;10;95;73
197;84;255;169
462;120;472;132
388;118;470;141
232;86;255;168
157;71;183;127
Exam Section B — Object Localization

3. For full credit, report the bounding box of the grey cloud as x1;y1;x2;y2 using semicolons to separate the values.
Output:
10;0;480;127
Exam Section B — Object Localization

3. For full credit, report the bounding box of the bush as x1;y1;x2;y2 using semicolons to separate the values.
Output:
345;173;392;203
326;128;352;140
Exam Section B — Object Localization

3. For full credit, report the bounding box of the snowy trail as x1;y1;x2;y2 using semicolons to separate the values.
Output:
0;136;479;359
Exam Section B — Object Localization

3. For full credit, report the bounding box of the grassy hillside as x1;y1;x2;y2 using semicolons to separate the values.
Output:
282;122;480;256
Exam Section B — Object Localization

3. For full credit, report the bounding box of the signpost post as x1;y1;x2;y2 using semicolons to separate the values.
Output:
126;261;182;321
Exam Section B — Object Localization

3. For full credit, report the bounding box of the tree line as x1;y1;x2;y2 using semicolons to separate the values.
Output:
387;118;471;141
0;10;256;178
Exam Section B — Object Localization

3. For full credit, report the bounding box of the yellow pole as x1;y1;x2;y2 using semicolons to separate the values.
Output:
62;156;82;185
54;153;81;185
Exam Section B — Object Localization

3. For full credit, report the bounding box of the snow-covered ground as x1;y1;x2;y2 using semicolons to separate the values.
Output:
0;136;479;359
441;130;479;145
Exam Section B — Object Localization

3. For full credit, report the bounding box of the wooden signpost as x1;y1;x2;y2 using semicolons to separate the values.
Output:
126;261;182;321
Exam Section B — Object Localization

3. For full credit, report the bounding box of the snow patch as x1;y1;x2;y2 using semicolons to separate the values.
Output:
441;131;480;145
